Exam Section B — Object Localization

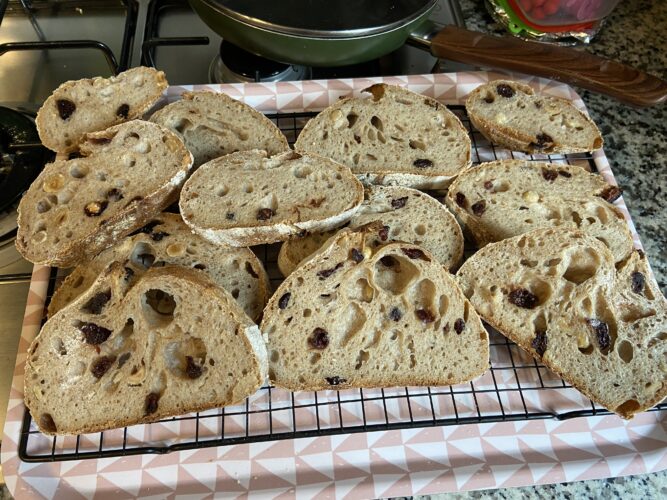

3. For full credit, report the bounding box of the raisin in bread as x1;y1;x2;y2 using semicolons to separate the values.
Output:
465;80;603;154
278;185;464;276
150;91;289;168
16;121;193;267
294;83;471;189
25;263;268;435
180;150;364;247
36;67;167;153
456;228;667;419
48;213;269;321
445;160;633;263
262;227;489;391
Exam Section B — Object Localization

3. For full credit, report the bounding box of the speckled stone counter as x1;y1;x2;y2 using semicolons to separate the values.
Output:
416;1;667;498
456;0;667;296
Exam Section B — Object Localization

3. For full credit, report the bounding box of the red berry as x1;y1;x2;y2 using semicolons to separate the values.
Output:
544;0;559;15
533;0;547;7
519;0;533;11
531;6;546;19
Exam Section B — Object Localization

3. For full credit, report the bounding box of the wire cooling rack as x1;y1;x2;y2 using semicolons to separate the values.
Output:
19;107;667;462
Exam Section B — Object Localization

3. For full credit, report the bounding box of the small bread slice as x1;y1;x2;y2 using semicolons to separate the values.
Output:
36;67;167;153
456;228;667;419
150;91;289;168
180;150;364;247
262;226;489;391
48;213;269;321
465;80;603;154
25;263;268;435
16;121;193;267
294;83;471;189
445;160;633;263
278;185;463;276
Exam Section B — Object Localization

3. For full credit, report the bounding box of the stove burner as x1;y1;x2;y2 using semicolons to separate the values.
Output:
209;40;309;83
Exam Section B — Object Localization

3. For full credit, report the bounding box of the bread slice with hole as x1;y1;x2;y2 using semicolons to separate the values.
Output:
36;67;168;153
445;160;633;263
262;226;489;391
294;83;471;189
179;150;364;247
48;213;270;321
25;263;268;435
278;185;464;276
465;80;603;154
16;120;193;267
456;228;667;419
150;91;289;168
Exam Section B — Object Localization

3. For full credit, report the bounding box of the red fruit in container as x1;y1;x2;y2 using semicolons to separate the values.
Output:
544;0;560;15
533;0;547;6
531;6;546;19
519;0;533;10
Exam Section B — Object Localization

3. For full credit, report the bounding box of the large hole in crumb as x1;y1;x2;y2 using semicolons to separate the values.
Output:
142;289;176;327
372;255;419;295
562;248;600;285
346;277;375;303
338;302;367;347
407;278;437;316
163;337;207;379
617;340;634;363
130;242;156;269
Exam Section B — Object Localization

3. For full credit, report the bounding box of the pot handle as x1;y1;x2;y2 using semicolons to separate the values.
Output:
410;24;667;107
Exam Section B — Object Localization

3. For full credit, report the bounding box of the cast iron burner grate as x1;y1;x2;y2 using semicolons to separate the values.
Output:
18;106;667;462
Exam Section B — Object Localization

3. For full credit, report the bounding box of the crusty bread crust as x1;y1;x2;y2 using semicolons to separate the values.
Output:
295;83;471;189
36;67;168;153
16;121;193;267
457;228;667;419
465;80;603;154
25;264;267;436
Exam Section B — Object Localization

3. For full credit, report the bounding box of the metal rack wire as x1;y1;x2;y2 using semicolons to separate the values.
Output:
19;106;666;462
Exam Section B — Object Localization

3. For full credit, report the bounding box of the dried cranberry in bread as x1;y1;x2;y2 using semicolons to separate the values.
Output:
457;228;667;419
16;121;193;267
262;226;489;391
445;160;633;263
48;213;269;321
36;67;167;153
465;80;602;154
150;91;289;168
278;185;463;276
294;83;471;189
25;263;267;435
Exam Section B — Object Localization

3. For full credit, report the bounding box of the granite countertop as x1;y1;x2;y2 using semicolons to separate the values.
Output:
411;1;667;498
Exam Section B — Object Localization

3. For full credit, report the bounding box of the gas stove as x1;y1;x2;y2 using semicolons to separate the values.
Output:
0;0;469;482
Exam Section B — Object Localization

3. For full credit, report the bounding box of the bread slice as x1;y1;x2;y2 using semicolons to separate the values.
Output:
16;121;193;267
36;67;167;153
25;263;268;435
262;226;489;391
445;160;633;263
179;150;364;247
294;83;471;189
150;91;289;168
48;213;270;321
278;185;464;276
465;80;603;154
456;228;667;419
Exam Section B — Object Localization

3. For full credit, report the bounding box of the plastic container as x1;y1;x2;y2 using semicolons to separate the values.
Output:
505;0;621;32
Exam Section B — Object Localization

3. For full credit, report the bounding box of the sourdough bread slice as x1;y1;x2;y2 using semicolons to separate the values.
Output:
150;91;289;168
179;150;364;247
25;263;268;435
456;228;667;419
465;80;603;154
16;121;193;267
48;213;270;321
445;160;633;263
262;227;489;391
294;83;471;189
36;67;167;153
278;185;464;276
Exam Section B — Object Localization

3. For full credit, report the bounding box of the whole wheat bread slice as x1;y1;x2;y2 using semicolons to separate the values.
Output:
36;67;167;153
445;160;633;263
456;228;667;419
150;91;289;168
179;150;364;247
294;83;471;189
465;80;603;154
262;226;489;391
49;213;270;321
16;120;193;267
25;263;268;435
278;185;464;276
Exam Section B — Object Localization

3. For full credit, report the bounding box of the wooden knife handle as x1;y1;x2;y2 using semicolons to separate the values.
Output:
430;25;667;107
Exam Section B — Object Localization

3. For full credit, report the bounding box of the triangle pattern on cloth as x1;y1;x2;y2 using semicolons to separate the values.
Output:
295;456;334;484
248;461;295;491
